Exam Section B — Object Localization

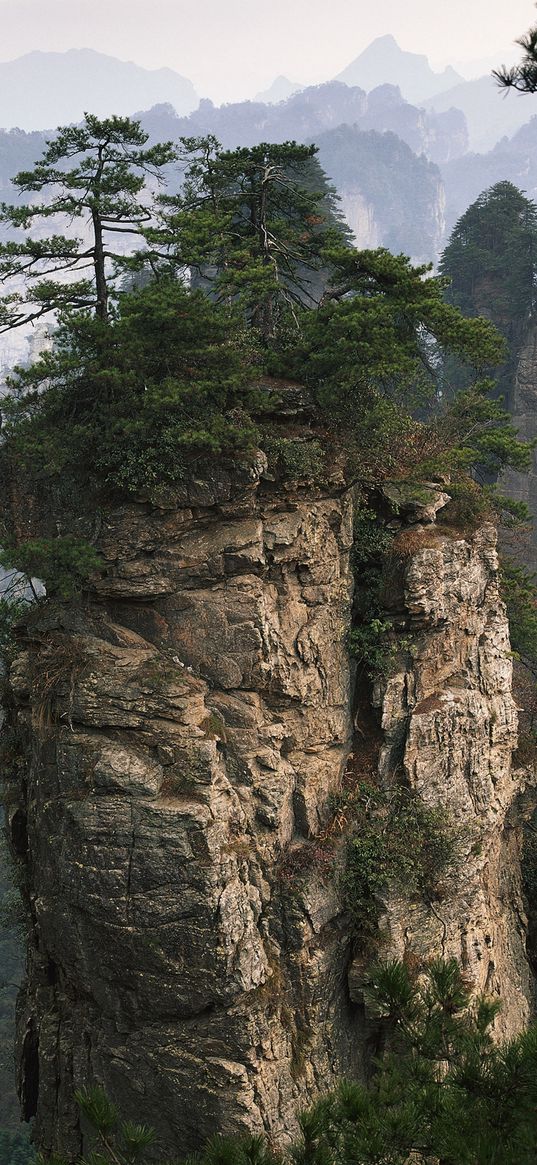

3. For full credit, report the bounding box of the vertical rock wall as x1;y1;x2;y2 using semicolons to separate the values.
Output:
7;461;360;1157
3;465;534;1155
349;525;533;1038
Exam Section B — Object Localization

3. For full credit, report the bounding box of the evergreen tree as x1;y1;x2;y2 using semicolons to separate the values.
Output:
145;136;346;341
285;958;537;1165
288;246;520;482
439;182;537;401
0;114;176;329
42;978;537;1165
494;22;537;93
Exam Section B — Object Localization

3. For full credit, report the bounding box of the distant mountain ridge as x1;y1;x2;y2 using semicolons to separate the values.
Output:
0;48;198;130
424;74;537;153
253;76;303;103
138;81;468;168
336;35;463;104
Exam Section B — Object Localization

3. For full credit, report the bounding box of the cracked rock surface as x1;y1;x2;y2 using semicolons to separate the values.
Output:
8;462;360;1156
4;460;535;1155
350;525;534;1037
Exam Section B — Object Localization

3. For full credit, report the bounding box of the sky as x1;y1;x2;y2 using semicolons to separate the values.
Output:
0;0;535;103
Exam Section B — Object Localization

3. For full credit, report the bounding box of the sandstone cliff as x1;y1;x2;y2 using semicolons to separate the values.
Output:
2;452;535;1155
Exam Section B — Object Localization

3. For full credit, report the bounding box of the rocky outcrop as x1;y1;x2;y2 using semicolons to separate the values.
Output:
337;190;381;250
3;458;534;1155
349;525;533;1038
7;459;361;1157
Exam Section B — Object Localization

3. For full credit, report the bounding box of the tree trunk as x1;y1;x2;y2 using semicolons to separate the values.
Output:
92;210;108;323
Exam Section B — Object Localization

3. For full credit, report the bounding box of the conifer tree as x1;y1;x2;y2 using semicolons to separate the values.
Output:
494;21;537;93
145;136;346;341
439;182;537;402
0;114;176;329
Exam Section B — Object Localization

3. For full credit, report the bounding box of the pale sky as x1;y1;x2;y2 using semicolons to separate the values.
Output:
0;0;536;103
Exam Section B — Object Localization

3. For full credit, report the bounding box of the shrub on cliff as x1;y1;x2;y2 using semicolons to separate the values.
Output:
0;125;532;599
66;960;537;1165
2;279;262;506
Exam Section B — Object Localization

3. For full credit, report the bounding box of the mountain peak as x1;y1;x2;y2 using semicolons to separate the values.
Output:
336;37;463;104
368;34;400;50
254;75;303;104
0;49;198;130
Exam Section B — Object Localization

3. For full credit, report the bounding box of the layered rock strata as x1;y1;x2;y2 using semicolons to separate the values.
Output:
7;460;359;1156
3;464;534;1155
349;524;533;1038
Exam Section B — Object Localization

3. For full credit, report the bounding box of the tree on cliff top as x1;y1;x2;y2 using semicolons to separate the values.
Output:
0;114;176;329
440;182;537;330
145;135;347;342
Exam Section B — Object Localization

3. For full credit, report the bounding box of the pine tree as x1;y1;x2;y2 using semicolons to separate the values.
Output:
145;136;347;342
439;182;537;402
494;22;537;93
0;114;176;329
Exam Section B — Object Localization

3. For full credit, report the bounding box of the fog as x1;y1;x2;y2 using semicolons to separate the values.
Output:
0;0;534;102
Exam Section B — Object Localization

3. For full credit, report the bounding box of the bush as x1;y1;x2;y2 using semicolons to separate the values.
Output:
340;784;461;942
0;538;102;600
263;436;325;481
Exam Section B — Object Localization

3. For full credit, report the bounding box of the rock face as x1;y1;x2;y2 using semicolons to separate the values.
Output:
3;461;534;1155
7;461;360;1157
350;525;532;1039
337;189;381;250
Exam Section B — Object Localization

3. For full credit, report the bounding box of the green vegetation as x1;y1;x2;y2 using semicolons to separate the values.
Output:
53;960;537;1165
74;1087;155;1164
439;182;537;401
285;958;537;1165
494;22;537;93
0;540;101;602
500;559;537;670
0;125;527;596
146;136;346;342
0;825;24;1131
0;1130;34;1165
2;280;260;506
338;783;461;943
0;114;176;327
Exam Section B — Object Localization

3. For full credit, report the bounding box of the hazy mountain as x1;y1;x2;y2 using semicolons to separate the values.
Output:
139;82;468;167
424;75;537;153
316;125;445;262
0;48;198;130
140;96;448;261
0;127;47;194
253;76;303;103
336;35;463;105
442;115;537;236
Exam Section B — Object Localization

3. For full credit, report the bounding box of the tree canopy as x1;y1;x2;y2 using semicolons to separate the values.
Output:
439;182;537;330
0;113;176;328
0;124;531;592
439;181;537;404
144;135;347;341
494;22;537;93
